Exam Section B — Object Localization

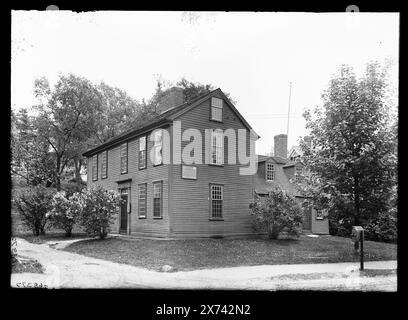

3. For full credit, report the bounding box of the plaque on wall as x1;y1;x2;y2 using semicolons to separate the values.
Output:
182;165;197;180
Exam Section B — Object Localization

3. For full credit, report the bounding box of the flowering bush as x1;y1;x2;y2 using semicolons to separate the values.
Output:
77;186;122;239
250;188;303;239
47;191;80;237
13;186;54;236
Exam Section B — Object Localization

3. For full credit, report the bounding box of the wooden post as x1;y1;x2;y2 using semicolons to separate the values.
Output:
360;230;364;270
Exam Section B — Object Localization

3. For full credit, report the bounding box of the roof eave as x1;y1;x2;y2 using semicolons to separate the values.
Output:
82;118;172;157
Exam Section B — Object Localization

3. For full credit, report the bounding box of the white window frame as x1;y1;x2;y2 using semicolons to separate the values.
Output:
92;154;98;181
138;183;147;218
153;181;163;218
120;142;128;174
266;163;275;181
210;184;223;219
211;97;223;122
101;150;108;179
153;130;163;166
210;130;223;165
139;136;147;169
295;166;303;182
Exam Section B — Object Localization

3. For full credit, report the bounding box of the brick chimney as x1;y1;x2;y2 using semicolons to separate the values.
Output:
156;87;184;114
274;134;288;159
303;136;312;148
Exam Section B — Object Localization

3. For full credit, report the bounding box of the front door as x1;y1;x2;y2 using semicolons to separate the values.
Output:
302;207;312;230
120;189;128;233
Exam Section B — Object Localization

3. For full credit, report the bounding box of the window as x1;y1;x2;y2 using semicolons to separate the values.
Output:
295;166;303;182
266;163;275;181
153;130;163;166
138;183;147;218
101;151;108;179
120;142;128;174
315;209;326;220
210;184;223;219
153;181;163;218
210;131;223;165
92;154;98;181
139;136;146;169
211;97;223;121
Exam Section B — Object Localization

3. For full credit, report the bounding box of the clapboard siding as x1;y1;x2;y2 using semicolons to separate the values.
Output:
169;92;255;237
87;126;170;237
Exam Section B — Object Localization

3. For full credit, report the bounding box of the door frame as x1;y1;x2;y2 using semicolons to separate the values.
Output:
118;182;132;235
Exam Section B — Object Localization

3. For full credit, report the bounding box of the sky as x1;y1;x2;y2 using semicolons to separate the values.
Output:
11;11;399;155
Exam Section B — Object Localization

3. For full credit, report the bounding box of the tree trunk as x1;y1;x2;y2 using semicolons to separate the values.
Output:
267;222;279;239
353;175;360;226
56;156;61;191
74;158;83;191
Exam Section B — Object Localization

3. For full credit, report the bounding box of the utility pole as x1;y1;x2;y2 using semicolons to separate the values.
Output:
286;82;292;139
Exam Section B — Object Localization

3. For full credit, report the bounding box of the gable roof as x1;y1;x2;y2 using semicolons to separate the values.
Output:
257;154;288;164
83;88;259;157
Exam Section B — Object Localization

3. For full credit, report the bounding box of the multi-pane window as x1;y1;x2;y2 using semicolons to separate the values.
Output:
295;166;303;182
153;181;163;218
101;150;108;179
211;97;223;121
138;183;147;218
120;142;128;174
210;184;223;219
139;136;147;169
92;154;98;181
153;130;163;166
266;163;274;181
210;131;223;165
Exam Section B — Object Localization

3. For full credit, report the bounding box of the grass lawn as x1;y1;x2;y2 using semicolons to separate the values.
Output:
63;235;397;272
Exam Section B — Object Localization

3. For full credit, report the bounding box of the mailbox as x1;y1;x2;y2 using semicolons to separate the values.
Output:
352;226;364;242
351;226;365;270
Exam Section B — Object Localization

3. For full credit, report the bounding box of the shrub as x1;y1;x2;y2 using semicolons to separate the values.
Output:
250;188;303;239
47;191;80;237
13;186;54;236
77;186;122;239
364;208;397;243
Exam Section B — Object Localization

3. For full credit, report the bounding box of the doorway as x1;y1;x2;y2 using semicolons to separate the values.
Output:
120;188;129;234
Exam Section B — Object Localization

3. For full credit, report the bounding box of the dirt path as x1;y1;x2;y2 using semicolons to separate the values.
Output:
10;238;397;290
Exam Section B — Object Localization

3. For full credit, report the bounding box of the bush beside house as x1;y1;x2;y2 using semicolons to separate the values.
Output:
12;185;121;239
76;186;122;239
250;188;303;239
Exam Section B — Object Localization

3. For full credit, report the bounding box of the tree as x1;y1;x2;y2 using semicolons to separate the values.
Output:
249;188;303;239
301;62;397;228
147;77;237;113
33;74;103;191
11;108;54;186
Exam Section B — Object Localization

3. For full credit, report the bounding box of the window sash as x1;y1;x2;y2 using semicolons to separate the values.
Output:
153;130;163;165
92;155;98;181
153;181;162;218
295;167;303;182
210;131;223;165
266;163;274;181
211;97;223;121
138;183;147;218
139;136;146;169
101;151;108;179
120;142;128;174
210;184;223;219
